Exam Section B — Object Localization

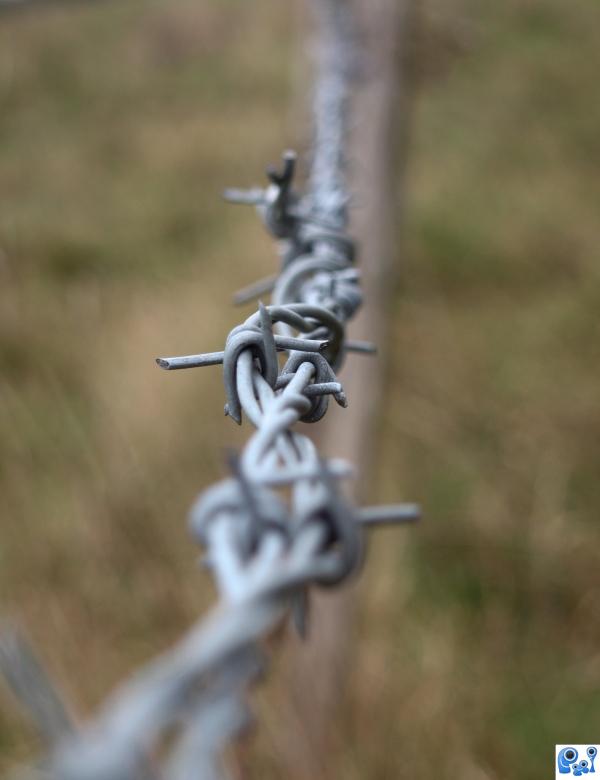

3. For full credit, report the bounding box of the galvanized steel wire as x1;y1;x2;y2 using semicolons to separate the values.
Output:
0;1;419;777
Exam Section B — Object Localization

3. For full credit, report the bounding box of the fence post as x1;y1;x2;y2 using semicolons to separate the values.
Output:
284;1;412;776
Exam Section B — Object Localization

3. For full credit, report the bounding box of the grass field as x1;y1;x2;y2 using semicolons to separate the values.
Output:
1;0;599;778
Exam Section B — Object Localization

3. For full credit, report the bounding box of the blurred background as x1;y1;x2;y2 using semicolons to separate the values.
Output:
1;0;599;778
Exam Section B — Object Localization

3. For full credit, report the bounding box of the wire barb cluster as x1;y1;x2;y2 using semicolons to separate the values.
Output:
1;1;419;778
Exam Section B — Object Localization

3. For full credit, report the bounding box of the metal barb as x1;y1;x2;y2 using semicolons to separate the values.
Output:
358;503;422;527
0;623;76;748
233;274;278;305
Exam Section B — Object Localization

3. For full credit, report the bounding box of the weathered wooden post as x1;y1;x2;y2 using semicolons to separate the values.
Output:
284;1;412;776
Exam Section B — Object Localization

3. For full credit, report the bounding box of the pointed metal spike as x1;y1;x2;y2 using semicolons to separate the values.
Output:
156;352;225;370
222;187;266;205
233;275;278;305
357;503;421;527
291;590;310;639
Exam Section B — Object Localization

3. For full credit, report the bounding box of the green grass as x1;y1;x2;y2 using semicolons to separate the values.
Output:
1;0;599;778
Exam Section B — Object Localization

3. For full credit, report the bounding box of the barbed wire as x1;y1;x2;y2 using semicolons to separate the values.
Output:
0;1;419;778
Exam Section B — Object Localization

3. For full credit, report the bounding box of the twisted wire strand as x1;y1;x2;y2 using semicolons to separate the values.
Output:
1;1;420;778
